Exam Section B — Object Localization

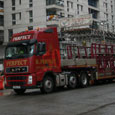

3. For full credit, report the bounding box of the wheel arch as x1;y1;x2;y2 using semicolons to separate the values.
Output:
43;71;56;86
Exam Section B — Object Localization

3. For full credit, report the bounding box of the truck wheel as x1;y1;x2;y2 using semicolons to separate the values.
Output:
80;72;89;88
40;76;54;94
68;74;77;89
14;89;26;95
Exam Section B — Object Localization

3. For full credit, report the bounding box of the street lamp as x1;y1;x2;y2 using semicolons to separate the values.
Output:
100;20;107;43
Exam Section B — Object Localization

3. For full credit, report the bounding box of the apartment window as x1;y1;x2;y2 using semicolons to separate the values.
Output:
0;30;4;43
12;0;15;6
67;1;69;7
46;0;55;5
77;4;79;10
0;1;4;8
12;7;15;10
12;0;15;10
88;0;98;8
67;1;73;9
19;12;21;20
12;14;16;25
8;29;13;41
71;2;73;9
81;5;83;11
107;24;109;31
89;8;98;19
29;4;33;7
112;26;114;32
29;10;33;17
29;0;33;7
77;4;79;14
12;21;16;25
111;5;113;13
29;19;33;22
103;2;108;12
77;4;83;15
29;10;33;23
0;15;4;26
12;14;16;20
112;15;114;24
104;13;108;21
19;0;21;5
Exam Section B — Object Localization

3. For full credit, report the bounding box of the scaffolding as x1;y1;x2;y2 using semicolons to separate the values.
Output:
59;27;115;59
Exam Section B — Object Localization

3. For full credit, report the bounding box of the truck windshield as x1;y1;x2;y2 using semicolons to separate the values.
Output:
5;44;35;59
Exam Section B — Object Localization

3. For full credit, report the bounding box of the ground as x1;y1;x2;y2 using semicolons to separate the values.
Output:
0;82;115;115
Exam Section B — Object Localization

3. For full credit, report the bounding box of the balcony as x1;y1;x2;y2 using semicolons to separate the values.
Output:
46;0;64;10
89;8;99;19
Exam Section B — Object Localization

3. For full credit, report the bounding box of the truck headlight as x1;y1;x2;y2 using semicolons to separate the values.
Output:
28;75;33;84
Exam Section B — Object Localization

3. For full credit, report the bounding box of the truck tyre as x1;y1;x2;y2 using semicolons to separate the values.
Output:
80;72;89;88
14;89;26;95
68;74;77;89
108;79;113;83
40;76;54;94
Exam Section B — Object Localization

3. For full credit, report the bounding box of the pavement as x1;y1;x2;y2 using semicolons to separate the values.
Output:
0;89;13;96
0;83;115;115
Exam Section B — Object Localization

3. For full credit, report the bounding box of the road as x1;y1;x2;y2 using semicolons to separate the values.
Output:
0;82;115;115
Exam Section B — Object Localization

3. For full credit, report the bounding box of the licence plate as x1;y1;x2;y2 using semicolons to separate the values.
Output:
13;86;21;89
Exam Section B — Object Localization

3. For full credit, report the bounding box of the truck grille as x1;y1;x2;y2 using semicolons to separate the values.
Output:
7;76;27;86
8;81;26;86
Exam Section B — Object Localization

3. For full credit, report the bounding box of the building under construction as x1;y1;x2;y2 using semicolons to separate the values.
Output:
60;28;115;46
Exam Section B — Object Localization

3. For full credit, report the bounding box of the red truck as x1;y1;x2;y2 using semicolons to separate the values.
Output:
4;27;115;94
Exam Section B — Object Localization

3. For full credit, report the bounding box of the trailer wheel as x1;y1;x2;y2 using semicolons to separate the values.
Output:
40;76;54;94
68;74;77;89
14;89;26;95
80;72;89;88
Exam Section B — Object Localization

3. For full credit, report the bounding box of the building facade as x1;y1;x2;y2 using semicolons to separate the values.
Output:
3;0;115;42
0;0;4;68
0;0;4;43
0;0;4;44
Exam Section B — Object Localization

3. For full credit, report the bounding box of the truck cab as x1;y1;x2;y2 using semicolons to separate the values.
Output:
4;27;61;94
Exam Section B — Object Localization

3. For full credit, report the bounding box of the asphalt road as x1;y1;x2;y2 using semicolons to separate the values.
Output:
0;82;115;115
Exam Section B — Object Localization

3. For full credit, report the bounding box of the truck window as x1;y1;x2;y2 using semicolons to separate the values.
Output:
37;42;46;55
5;44;35;59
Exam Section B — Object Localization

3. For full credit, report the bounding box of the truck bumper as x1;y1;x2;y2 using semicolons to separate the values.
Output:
5;81;42;89
5;85;39;89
